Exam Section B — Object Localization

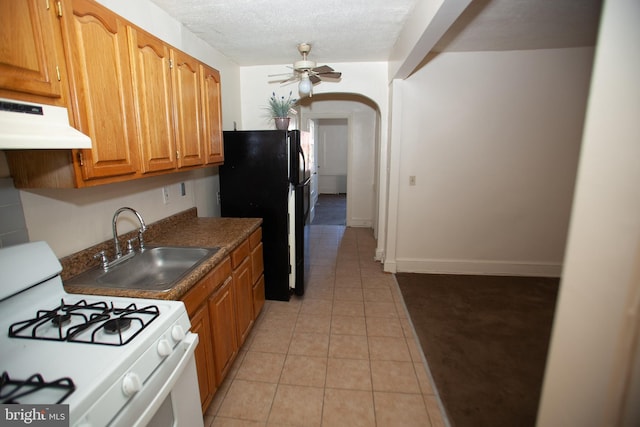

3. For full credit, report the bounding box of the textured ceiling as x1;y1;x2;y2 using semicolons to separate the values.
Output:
148;0;602;67
148;0;420;65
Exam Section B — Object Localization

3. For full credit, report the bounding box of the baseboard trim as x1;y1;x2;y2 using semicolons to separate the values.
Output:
393;258;562;277
347;219;373;227
383;260;397;273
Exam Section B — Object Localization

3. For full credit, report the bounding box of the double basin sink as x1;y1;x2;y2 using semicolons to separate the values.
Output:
66;246;220;292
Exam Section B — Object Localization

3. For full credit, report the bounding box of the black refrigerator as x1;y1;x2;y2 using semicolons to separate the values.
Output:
219;130;311;301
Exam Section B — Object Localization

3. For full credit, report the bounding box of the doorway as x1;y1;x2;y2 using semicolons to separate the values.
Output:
299;94;379;231
312;118;348;225
312;194;346;225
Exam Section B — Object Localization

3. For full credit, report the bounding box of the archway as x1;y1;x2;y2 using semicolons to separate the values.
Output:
297;93;380;232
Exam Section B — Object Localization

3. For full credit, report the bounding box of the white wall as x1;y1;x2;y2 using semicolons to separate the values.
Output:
0;0;242;258
538;0;640;424
385;47;594;276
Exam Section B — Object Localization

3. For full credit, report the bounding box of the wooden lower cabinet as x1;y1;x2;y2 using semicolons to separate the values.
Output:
231;239;254;347
249;228;266;315
253;274;266;316
181;257;231;412
180;227;265;413
189;303;216;411
208;277;238;383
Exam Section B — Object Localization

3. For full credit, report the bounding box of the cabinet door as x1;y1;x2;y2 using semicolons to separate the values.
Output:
253;274;266;318
234;257;254;346
171;50;204;169
209;277;238;385
128;27;176;173
251;242;265;318
200;64;224;164
189;303;216;412
0;0;67;104
63;0;138;180
250;241;264;285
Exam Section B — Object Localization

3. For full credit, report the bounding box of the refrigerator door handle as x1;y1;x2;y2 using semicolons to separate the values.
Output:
290;143;309;187
299;145;307;183
294;177;311;188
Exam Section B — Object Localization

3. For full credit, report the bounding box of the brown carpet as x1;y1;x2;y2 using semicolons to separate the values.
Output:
395;273;559;427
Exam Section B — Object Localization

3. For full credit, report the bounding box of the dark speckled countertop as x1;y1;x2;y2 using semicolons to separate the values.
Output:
61;208;262;301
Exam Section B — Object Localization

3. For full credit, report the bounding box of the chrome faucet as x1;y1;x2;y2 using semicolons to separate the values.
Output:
112;207;147;258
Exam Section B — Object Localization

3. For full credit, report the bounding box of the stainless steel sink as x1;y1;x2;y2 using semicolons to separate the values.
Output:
66;246;220;291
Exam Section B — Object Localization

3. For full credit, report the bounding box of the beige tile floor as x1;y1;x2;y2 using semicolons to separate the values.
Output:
204;225;448;427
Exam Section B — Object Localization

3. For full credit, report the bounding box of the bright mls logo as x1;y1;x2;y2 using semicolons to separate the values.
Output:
0;405;68;426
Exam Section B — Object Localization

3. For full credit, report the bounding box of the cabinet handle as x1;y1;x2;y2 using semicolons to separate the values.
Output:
56;65;61;81
55;1;62;17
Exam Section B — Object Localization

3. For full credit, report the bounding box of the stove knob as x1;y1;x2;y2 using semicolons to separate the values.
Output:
122;372;142;397
157;339;172;357
171;324;185;342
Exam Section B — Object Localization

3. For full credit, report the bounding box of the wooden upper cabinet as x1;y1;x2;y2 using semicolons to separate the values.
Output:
63;0;139;181
0;0;68;104
171;50;204;169
127;27;176;173
4;0;224;189
201;64;224;165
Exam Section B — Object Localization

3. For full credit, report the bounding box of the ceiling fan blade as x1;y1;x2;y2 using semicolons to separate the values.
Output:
281;76;300;84
318;76;341;83
268;75;299;84
268;72;295;77
312;65;334;74
318;71;341;80
309;74;321;84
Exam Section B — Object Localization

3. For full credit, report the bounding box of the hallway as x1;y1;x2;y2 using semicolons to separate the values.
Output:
312;194;346;226
204;226;446;426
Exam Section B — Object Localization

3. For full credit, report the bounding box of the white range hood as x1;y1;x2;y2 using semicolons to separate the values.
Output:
0;98;91;149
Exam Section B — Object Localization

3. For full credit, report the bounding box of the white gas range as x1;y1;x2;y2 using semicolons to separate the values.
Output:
0;241;203;427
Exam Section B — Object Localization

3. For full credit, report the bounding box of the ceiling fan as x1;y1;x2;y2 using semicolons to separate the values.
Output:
269;43;342;97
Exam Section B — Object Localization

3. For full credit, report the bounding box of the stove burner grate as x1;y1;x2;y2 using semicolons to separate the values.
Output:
51;313;71;327
8;299;160;346
0;371;75;404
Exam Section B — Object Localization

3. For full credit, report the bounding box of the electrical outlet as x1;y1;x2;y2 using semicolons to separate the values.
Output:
409;175;416;186
162;186;170;204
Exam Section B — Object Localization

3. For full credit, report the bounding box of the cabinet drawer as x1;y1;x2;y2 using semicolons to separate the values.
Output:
182;257;231;316
230;239;250;269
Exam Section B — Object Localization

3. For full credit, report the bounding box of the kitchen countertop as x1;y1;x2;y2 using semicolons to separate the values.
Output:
61;208;262;301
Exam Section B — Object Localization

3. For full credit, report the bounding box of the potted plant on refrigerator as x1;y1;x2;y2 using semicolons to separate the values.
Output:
267;91;297;130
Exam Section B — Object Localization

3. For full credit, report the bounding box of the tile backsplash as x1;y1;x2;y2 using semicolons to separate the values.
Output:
0;178;29;247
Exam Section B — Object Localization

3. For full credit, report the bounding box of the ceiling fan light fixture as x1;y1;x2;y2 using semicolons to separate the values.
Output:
298;73;313;97
269;43;340;96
